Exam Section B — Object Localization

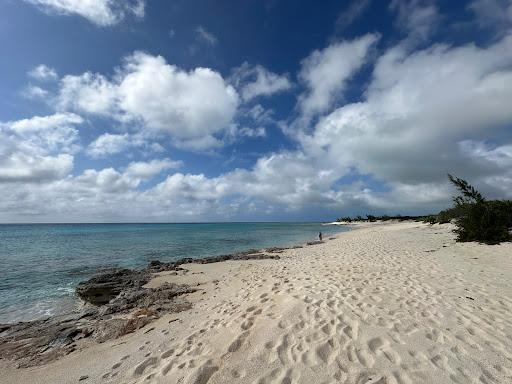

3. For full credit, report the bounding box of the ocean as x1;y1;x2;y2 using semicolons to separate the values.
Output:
0;222;347;323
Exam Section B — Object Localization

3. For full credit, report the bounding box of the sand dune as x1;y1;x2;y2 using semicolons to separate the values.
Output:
2;222;512;384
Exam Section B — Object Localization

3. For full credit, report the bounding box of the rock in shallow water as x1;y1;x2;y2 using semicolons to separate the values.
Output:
0;250;282;368
76;268;150;305
0;283;194;367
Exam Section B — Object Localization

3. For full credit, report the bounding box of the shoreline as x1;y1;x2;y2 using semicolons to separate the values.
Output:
1;221;511;383
0;236;337;369
0;222;346;325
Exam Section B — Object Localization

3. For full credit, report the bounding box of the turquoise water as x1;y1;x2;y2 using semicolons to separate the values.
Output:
0;222;347;323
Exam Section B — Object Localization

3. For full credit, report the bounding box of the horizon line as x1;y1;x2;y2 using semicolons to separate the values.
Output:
0;220;335;225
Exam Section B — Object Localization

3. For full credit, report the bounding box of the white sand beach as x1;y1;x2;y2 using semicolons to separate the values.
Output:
2;221;512;384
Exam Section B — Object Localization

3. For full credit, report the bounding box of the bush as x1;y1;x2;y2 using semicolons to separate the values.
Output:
448;174;512;244
435;206;464;224
423;215;438;225
335;175;512;244
453;200;512;244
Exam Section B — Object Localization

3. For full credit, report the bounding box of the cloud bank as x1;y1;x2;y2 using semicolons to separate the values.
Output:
3;9;512;222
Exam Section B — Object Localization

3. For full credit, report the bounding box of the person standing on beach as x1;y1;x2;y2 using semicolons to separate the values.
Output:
319;232;323;241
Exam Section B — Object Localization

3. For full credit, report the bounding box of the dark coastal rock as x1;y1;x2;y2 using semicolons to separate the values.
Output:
265;247;286;253
99;283;195;316
191;249;281;263
76;268;150;305
147;250;280;272
76;249;279;309
190;252;279;264
93;317;153;343
0;315;90;368
147;260;184;272
0;283;194;367
306;240;324;246
1;247;285;368
265;245;302;253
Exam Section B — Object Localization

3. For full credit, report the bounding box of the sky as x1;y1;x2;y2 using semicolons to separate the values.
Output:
1;0;512;223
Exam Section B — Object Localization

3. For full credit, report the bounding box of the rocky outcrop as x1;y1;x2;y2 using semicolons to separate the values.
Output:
98;283;195;316
76;249;281;307
75;249;282;307
0;314;91;367
146;250;281;273
76;268;150;305
265;246;303;253
0;282;193;368
0;248;284;368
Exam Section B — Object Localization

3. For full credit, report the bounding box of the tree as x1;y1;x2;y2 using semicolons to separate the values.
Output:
448;174;484;205
448;175;511;244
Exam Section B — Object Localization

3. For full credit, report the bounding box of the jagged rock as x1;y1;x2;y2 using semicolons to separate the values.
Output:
1;247;284;368
190;252;279;263
0;283;195;367
93;317;152;343
76;250;276;308
264;247;286;253
265;246;302;253
147;251;280;272
147;260;184;273
99;283;195;316
76;268;150;305
0;315;88;368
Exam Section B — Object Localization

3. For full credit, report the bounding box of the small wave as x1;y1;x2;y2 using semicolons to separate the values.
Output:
56;286;75;294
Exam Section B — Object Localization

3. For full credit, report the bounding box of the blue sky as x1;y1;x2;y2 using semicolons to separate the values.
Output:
1;0;512;222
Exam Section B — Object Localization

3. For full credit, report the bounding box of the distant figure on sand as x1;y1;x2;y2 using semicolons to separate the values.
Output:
319;232;323;241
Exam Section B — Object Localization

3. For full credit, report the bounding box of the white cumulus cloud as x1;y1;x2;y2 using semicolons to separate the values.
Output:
298;34;379;117
28;64;58;81
0;113;82;182
124;158;183;180
86;133;133;158
4;31;512;221
58;52;239;151
22;85;49;99
390;0;440;44
24;0;145;26
231;62;292;101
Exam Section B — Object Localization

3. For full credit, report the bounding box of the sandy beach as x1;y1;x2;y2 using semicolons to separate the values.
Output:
2;221;512;384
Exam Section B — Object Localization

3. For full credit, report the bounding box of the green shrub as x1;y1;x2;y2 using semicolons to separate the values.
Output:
423;215;437;225
448;174;512;244
435;206;464;224
453;200;512;244
335;175;511;244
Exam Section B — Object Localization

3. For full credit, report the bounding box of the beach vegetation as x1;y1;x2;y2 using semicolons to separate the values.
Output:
366;214;377;222
336;214;431;223
335;175;512;244
447;174;512;244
